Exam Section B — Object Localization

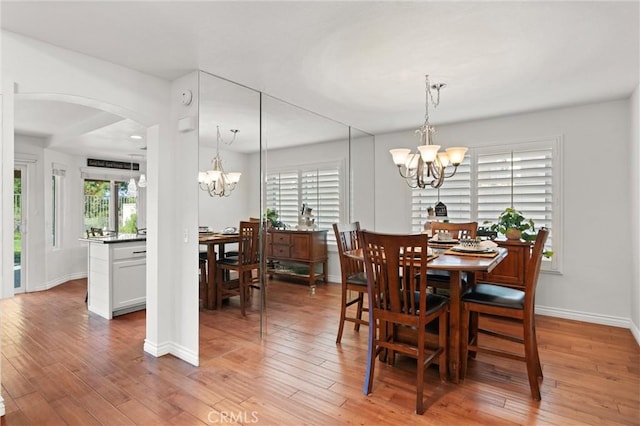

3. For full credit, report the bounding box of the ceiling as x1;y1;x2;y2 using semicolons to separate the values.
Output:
3;1;638;159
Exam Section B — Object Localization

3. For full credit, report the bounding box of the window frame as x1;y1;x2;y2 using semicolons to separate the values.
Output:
81;167;142;236
266;159;347;247
411;136;563;273
51;164;66;250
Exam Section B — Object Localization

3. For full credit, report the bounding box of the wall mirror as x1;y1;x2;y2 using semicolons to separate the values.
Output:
198;72;375;348
197;72;261;354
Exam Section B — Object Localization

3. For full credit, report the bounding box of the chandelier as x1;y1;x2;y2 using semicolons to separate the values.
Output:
389;75;468;189
198;126;241;197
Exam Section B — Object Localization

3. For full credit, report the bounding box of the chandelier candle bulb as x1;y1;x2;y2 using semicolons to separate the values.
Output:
437;151;450;168
418;144;440;163
445;147;468;165
390;149;411;166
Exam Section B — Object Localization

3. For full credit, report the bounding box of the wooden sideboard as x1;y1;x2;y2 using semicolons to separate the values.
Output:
476;239;532;289
267;229;328;287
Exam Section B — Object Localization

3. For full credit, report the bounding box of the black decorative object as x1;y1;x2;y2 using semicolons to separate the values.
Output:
88;158;139;171
434;201;448;217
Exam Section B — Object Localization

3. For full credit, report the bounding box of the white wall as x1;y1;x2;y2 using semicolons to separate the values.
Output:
630;84;639;342
15;136;46;291
44;150;87;287
164;72;200;365
375;99;635;328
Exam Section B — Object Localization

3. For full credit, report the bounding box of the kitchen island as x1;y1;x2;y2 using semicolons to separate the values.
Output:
80;234;146;319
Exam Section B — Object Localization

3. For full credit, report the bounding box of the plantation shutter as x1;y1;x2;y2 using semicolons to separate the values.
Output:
266;163;343;244
301;168;341;238
476;147;553;251
266;171;299;228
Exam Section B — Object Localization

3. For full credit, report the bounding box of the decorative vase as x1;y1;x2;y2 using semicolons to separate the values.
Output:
505;228;522;240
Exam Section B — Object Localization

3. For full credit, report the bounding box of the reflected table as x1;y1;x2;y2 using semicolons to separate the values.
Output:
198;233;240;309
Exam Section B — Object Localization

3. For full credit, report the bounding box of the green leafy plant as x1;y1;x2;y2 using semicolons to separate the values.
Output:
265;208;284;228
488;207;536;241
486;207;553;258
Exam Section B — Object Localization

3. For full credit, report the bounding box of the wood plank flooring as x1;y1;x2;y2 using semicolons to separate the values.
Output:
1;278;638;425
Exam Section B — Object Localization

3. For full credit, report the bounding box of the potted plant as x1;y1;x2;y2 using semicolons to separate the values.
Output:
489;207;536;242
265;208;284;229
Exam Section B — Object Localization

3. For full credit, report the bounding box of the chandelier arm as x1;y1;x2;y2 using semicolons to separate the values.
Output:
416;160;426;188
428;161;442;180
430;172;445;189
397;165;417;180
443;165;459;179
405;176;419;189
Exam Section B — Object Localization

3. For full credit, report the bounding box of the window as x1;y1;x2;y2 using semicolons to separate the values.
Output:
411;156;471;226
84;179;138;234
51;164;65;248
266;162;344;243
412;138;561;271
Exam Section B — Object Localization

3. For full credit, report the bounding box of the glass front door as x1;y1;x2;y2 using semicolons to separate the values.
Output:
14;166;25;293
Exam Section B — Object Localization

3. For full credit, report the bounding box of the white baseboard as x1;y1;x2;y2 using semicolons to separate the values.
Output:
0;395;4;416
144;339;199;366
27;272;88;293
536;305;630;329
630;320;640;346
169;342;199;366
326;275;341;284
143;339;171;357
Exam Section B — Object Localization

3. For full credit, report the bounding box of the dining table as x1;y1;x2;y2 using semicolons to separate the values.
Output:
345;243;508;384
198;232;240;309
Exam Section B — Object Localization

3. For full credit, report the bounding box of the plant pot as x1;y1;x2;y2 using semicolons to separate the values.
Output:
505;228;522;240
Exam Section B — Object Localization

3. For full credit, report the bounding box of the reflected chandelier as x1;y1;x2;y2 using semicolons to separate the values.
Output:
390;75;468;189
198;126;241;197
126;154;146;197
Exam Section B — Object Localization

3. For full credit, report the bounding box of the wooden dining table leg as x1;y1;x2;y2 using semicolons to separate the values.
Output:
448;270;462;383
206;244;216;310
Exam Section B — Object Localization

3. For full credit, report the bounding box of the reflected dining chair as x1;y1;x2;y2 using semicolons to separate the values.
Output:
460;228;549;400
360;230;449;414
333;222;368;344
216;221;261;316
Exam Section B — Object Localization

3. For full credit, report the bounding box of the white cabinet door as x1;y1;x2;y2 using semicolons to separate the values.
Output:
112;258;146;311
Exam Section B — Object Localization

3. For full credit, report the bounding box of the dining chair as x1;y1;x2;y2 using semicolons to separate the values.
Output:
223;217;260;261
431;221;478;240
216;221;261;315
460;228;549;400
360;230;448;414
428;221;478;294
198;254;207;308
332;222;368;344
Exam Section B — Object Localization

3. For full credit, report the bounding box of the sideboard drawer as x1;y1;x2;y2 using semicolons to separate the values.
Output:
272;244;291;258
272;233;291;245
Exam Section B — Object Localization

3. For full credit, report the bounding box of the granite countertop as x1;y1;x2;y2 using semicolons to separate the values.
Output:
79;233;147;244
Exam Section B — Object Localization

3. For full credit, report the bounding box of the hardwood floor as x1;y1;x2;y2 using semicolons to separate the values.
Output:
1;278;638;425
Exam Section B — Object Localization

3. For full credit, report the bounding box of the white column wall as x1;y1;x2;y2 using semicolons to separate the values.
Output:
165;72;199;365
630;84;640;343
